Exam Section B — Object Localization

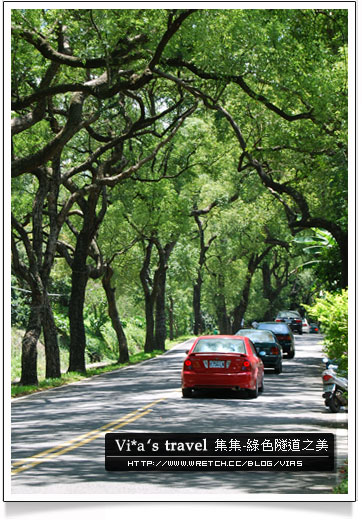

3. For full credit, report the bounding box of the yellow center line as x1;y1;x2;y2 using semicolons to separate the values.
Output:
12;397;165;475
12;411;138;468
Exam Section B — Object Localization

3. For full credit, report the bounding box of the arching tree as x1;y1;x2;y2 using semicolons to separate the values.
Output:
11;8;197;379
11;8;348;385
154;8;348;287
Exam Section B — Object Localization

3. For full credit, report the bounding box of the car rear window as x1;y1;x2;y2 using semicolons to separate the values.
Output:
257;323;289;334
193;339;246;353
239;330;275;342
278;311;300;318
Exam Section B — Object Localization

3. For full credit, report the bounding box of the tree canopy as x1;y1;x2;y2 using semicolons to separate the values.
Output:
10;7;349;385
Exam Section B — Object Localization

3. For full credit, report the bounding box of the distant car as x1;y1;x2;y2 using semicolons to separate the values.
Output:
181;335;264;398
275;310;303;335
235;329;283;374
309;323;320;333
302;318;309;334
256;322;295;358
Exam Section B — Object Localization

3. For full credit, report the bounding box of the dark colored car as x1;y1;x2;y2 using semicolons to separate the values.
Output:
235;329;283;374
275;310;303;335
256;322;295;358
309;323;320;333
181;335;264;398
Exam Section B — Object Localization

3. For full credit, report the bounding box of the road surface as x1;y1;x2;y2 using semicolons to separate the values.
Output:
9;333;348;499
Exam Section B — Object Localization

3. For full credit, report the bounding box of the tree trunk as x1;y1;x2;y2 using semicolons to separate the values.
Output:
140;241;156;353
20;292;43;385
68;236;89;372
231;269;254;334
154;241;176;351
140;239;176;352
231;248;273;333
261;260;289;321
68;189;104;373
144;294;155;353
216;299;231;334
42;293;61;378
193;272;203;335
168;296;174;340
102;266;129;363
155;268;167;351
191;214;217;335
41;157;62;378
338;233;348;289
214;273;231;334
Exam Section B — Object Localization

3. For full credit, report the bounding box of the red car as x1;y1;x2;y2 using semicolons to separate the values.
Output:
181;335;264;399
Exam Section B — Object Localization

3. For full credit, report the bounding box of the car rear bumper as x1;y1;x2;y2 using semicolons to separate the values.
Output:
290;325;302;333
182;371;255;390
279;342;292;354
276;320;301;333
261;356;281;368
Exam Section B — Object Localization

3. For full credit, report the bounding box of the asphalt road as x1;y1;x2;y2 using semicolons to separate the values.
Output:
10;333;348;498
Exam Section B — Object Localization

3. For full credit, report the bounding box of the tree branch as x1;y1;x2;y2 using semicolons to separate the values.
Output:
93;104;198;187
165;57;314;122
12;91;94;177
12;25;147;69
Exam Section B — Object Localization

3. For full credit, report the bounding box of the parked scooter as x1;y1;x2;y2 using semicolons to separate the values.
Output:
322;358;348;413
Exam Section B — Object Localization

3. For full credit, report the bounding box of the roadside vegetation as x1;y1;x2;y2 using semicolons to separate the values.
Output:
11;334;193;398
304;289;348;374
304;289;348;495
333;461;348;494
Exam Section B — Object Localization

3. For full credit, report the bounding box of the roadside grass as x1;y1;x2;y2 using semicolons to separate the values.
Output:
11;327;70;382
11;333;193;398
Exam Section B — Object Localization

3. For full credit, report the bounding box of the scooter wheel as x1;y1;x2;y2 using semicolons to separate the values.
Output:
328;394;341;413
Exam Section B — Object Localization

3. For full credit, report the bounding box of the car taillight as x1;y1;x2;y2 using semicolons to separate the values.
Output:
295;319;302;323
279;335;292;341
323;374;332;382
271;346;279;355
184;359;192;369
240;360;251;372
275;319;282;322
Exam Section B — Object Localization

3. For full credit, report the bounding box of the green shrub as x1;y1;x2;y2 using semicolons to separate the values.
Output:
11;280;30;327
333;461;348;494
123;316;146;355
304;289;348;373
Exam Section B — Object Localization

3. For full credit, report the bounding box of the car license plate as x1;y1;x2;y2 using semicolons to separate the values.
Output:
209;360;225;368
